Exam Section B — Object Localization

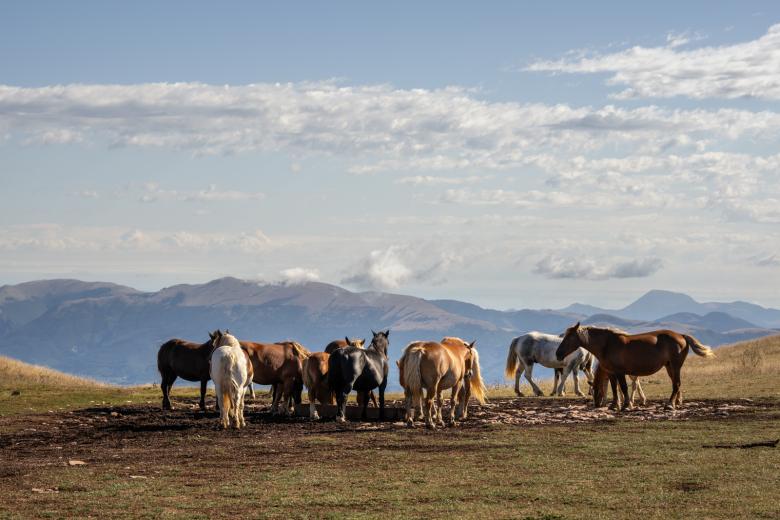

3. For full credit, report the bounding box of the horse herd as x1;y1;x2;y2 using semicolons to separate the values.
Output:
157;323;715;429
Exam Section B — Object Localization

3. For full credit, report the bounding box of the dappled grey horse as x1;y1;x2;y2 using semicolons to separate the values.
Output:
505;331;593;396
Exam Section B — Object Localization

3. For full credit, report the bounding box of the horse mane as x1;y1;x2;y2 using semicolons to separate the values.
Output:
283;341;310;359
216;333;241;348
584;325;629;336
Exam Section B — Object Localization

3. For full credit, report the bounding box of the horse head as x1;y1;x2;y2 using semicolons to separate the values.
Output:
208;329;223;348
556;322;586;361
345;336;366;349
369;329;390;357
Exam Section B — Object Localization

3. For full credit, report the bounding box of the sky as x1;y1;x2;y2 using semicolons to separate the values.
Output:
1;1;780;310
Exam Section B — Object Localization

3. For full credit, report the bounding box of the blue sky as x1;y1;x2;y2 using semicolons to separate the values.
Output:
1;2;780;309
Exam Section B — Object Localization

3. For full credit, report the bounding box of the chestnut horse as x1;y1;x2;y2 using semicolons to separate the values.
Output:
398;337;487;428
592;362;646;409
303;337;368;420
157;331;220;411
241;340;310;415
556;322;714;410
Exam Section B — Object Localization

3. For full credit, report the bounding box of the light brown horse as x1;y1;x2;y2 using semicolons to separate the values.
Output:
302;337;368;420
241;340;310;415
398;336;487;428
557;322;714;410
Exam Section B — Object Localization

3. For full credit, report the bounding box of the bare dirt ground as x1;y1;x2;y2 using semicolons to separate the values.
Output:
1;396;774;452
1;396;778;518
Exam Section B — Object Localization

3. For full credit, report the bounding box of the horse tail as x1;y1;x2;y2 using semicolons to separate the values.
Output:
302;356;315;390
469;348;488;404
400;343;425;397
684;334;715;358
219;353;234;422
504;337;521;379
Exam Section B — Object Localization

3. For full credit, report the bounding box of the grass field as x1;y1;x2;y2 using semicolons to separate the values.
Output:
1;336;779;519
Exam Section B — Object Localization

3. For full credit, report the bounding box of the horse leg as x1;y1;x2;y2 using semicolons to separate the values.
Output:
161;372;176;410
404;389;415;426
572;367;585;397
281;379;296;416
336;385;351;423
514;364;524;397
308;386;320;421
435;387;445;427
449;381;462;425
636;378;647;406
523;363;544;396
663;364;679;410
608;374;620;410
378;379;386;422
360;390;370;421
551;369;560;397
199;379;208;411
617;374;631;411
247;382;255;400
424;388;436;429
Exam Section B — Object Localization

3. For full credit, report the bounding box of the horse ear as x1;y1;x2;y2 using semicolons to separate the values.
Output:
371;329;376;337
468;340;476;349
384;329;390;337
345;336;351;345
208;331;215;340
574;321;581;329
225;329;230;335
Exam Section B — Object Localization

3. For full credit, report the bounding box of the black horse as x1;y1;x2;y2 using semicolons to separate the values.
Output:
327;329;390;422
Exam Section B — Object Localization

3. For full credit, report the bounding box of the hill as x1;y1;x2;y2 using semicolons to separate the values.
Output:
0;278;778;388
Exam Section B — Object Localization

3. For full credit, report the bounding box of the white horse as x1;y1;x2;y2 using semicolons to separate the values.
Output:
210;332;250;429
505;331;594;397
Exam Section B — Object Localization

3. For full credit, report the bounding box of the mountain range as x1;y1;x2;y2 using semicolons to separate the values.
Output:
1;278;778;389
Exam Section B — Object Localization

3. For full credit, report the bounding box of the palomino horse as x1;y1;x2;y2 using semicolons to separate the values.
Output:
241;339;310;415
302;337;368;420
157;331;221;411
505;332;593;397
399;337;487;428
328;330;390;423
210;332;252;429
556;322;714;410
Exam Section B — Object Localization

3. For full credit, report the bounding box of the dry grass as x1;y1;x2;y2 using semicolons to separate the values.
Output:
0;355;105;388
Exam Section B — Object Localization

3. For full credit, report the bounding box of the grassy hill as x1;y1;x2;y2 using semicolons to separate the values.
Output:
0;356;164;416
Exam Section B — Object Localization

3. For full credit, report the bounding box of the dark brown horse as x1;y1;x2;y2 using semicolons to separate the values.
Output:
157;331;220;410
324;337;378;407
241;340;310;415
303;337;371;420
556;322;714;410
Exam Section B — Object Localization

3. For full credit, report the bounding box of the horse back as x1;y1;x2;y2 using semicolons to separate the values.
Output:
157;338;210;380
324;339;348;354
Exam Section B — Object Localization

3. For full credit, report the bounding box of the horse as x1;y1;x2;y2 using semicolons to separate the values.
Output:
505;332;593;397
241;339;310;415
554;350;596;396
398;337;487;428
591;362;646;409
302;337;368;420
325;337;378;407
210;331;252;429
556;322;714;410
328;330;390;423
157;330;222;411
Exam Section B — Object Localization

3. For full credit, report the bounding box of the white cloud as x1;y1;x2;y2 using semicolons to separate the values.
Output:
534;254;663;280
139;183;264;203
279;267;320;284
395;175;485;186
341;244;463;290
527;23;780;100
